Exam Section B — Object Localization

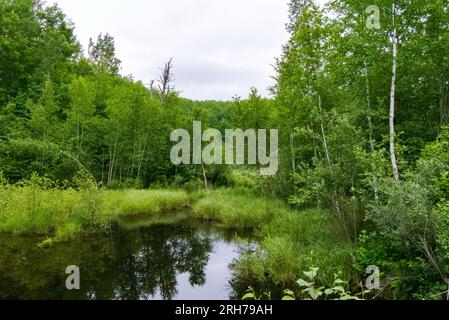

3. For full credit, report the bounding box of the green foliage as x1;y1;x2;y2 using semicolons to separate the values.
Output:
242;287;271;301
242;267;362;300
281;267;361;300
231;208;354;292
88;33;121;74
356;127;449;299
230;169;263;191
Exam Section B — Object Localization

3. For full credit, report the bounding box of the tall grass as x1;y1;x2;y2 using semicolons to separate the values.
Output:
103;189;189;216
192;189;285;229
0;178;189;239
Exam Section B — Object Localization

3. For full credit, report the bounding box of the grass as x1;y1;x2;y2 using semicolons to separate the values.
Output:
192;188;285;229
191;189;354;290
229;207;354;291
105;189;189;216
0;177;354;291
0;182;189;240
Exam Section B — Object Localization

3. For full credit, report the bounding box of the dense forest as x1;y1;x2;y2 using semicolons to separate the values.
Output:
1;0;449;300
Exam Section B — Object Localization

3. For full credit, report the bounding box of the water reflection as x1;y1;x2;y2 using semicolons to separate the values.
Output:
0;214;246;300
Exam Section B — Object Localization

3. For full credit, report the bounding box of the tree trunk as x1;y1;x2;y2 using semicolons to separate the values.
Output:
365;61;379;201
136;134;148;182
108;129;119;184
290;132;296;171
389;3;400;181
318;95;350;242
319;96;331;165
439;77;449;128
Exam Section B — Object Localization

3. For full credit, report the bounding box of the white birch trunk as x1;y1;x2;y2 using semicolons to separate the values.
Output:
389;3;400;181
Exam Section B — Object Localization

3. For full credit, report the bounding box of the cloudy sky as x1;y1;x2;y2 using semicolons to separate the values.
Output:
47;0;325;101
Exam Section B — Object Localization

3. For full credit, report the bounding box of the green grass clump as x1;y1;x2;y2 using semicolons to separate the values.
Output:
112;189;189;216
116;211;190;230
192;189;284;229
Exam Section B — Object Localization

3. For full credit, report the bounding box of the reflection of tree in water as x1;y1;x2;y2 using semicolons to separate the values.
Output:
108;222;213;300
0;220;214;300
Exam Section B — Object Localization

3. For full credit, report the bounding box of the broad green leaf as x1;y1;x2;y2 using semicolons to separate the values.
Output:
324;289;334;295
303;267;319;280
305;287;323;300
242;293;256;300
332;286;345;293
296;278;313;287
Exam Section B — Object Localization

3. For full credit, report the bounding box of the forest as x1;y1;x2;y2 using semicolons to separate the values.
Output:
1;0;449;300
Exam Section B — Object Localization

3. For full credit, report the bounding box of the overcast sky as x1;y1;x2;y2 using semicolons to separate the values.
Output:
47;0;326;101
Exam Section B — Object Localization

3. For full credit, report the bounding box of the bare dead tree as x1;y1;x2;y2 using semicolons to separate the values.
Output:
148;80;155;91
157;58;175;104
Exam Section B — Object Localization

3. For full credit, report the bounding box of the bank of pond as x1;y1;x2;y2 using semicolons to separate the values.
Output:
0;184;354;300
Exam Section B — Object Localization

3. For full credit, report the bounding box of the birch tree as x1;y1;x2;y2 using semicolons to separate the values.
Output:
389;3;400;181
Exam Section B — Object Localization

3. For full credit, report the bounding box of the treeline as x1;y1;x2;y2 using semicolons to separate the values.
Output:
0;0;273;188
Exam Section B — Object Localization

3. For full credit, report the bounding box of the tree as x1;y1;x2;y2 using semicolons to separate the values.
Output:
389;3;400;181
0;0;79;106
28;78;58;141
88;33;121;74
157;58;175;104
66;76;96;159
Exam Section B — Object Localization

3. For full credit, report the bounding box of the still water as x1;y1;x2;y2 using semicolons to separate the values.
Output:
0;212;250;300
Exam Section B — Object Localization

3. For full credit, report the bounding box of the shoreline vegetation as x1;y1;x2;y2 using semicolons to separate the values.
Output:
0;172;353;296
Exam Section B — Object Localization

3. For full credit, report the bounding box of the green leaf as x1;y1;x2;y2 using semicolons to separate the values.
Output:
303;267;319;280
242;292;256;300
283;289;295;296
339;294;359;301
334;279;346;285
296;278;313;287
332;286;345;293
305;287;323;300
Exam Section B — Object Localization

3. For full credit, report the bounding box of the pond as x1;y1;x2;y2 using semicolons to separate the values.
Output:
0;212;252;300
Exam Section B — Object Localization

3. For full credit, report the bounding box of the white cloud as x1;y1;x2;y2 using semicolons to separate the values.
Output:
47;0;327;100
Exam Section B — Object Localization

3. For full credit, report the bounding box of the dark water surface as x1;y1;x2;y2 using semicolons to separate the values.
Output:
0;212;250;300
